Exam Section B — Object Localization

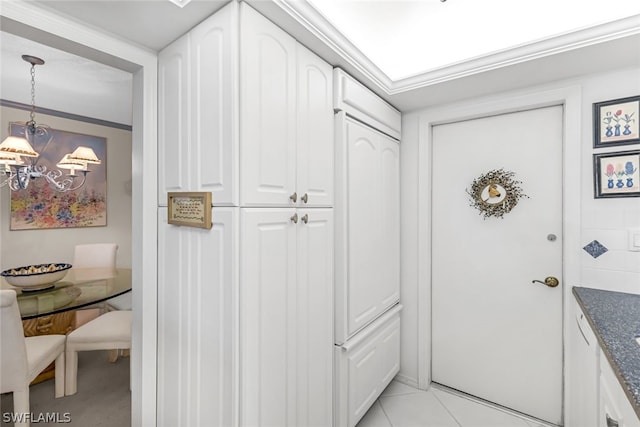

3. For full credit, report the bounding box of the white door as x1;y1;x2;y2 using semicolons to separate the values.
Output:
431;106;563;425
240;3;297;206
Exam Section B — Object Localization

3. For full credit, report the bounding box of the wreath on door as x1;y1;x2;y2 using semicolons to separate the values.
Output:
466;168;528;219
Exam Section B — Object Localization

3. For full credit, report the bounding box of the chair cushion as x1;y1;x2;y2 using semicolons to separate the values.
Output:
25;335;66;381
67;310;131;347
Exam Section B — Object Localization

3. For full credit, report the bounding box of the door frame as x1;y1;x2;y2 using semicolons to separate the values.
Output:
1;3;159;425
416;86;582;418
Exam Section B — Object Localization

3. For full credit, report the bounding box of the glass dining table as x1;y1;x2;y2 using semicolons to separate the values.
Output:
0;267;132;320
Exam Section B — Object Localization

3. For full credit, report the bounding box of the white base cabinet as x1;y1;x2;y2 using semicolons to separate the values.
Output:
240;208;333;427
334;305;402;427
568;299;599;427
600;349;640;427
568;297;640;427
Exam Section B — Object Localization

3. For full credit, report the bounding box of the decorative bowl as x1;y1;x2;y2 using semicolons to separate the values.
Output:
1;263;72;291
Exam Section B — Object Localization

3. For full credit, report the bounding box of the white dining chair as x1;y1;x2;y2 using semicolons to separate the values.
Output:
72;243;118;269
1;290;65;427
71;242;129;362
64;310;131;396
72;243;120;324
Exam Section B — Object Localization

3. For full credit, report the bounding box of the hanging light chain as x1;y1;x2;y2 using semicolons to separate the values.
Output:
29;61;37;124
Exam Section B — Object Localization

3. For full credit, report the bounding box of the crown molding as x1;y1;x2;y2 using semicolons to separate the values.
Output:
269;0;394;93
389;14;640;94
271;1;640;97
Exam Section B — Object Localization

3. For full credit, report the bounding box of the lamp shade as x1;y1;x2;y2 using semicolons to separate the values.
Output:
0;152;24;166
0;136;38;157
68;146;101;164
57;154;88;171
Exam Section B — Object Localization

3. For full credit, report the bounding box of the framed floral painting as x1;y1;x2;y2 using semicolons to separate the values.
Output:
9;123;107;230
593;95;640;148
593;150;640;198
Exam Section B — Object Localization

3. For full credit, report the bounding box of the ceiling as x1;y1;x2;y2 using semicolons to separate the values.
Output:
307;0;640;81
2;0;640;113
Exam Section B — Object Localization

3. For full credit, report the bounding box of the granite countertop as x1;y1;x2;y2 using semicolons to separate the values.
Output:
573;286;640;418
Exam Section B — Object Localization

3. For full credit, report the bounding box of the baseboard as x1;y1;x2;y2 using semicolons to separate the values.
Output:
393;373;419;390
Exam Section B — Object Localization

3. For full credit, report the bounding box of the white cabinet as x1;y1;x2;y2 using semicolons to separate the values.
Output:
334;305;402;427
600;349;640;427
158;5;238;206
335;112;400;344
568;297;640;427
568;300;599;427
240;208;333;427
240;4;333;207
157;207;237;427
157;3;334;426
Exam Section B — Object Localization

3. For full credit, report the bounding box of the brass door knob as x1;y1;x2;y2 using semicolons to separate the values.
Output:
532;277;559;288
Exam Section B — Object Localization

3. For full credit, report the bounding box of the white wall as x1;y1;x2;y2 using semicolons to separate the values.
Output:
0;106;132;269
399;65;640;386
580;70;640;294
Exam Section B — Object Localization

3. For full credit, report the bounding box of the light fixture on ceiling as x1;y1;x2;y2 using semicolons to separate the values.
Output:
0;55;101;192
168;0;192;8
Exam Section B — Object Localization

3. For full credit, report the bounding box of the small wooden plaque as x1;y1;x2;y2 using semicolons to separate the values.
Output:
167;192;212;229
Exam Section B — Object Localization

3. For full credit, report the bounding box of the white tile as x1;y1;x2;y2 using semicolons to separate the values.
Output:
379;390;459;427
432;388;530;427
381;380;420;397
356;401;393;427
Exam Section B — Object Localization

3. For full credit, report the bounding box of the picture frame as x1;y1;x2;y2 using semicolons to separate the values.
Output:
593;150;640;198
593;95;640;148
9;123;107;230
167;192;212;229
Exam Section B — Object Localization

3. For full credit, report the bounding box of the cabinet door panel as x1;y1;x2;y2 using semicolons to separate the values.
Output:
297;45;333;207
347;122;383;334
241;208;297;426
158;34;189;201
191;7;238;205
336;117;400;341
157;207;236;427
240;4;296;206
378;137;400;310
296;208;333;426
346;120;383;337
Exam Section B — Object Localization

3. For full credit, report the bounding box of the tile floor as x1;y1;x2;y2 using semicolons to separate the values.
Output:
356;381;554;427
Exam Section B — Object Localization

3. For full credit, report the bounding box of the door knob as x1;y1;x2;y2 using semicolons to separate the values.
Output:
290;213;298;224
289;192;297;203
301;214;308;224
301;193;308;203
532;276;559;288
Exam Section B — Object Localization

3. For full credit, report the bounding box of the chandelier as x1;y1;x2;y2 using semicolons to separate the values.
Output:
0;55;101;192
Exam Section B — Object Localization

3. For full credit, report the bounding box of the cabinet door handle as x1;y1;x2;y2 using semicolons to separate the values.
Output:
289;192;297;203
606;414;619;427
301;193;308;204
301;214;308;224
290;213;298;224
